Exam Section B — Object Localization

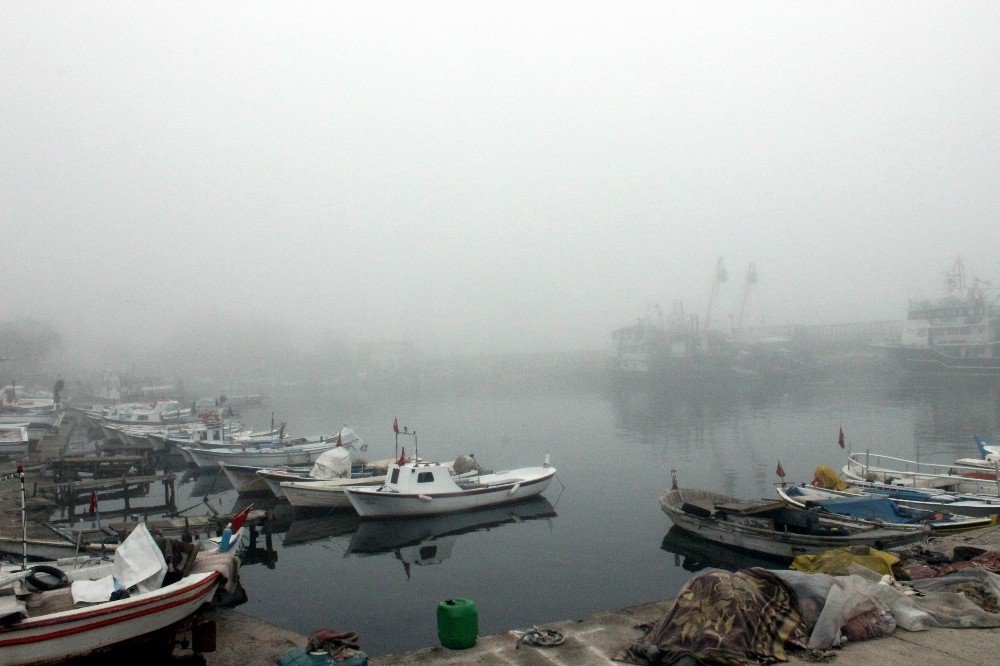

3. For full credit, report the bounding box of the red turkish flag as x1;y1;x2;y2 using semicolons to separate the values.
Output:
393;417;399;433
776;461;786;479
231;505;252;534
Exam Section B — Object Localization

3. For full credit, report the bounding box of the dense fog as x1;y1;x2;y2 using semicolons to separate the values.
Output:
2;3;997;380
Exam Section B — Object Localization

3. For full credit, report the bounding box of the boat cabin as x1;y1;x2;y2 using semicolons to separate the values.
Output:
384;462;462;494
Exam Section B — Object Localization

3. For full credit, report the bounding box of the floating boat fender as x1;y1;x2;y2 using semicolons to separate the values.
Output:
509;482;521;496
418;494;432;501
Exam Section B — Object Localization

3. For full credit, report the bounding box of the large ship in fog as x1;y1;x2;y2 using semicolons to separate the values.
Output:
885;258;999;377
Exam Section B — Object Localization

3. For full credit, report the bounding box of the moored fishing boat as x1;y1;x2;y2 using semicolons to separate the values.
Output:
775;484;994;534
843;451;1000;495
0;523;240;665
659;486;928;560
0;424;29;456
280;451;483;508
182;427;361;469
345;456;555;518
837;479;1000;518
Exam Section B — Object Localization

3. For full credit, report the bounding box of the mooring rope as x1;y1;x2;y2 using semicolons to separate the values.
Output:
515;626;565;649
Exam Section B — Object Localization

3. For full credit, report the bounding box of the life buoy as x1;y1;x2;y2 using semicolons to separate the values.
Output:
27;565;69;591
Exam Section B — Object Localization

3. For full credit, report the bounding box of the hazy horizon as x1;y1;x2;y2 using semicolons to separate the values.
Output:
3;2;997;364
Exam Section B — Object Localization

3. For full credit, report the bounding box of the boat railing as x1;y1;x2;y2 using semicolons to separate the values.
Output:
846;451;1000;482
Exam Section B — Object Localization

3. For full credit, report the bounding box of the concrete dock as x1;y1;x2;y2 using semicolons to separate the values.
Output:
205;524;1000;665
203;595;1000;665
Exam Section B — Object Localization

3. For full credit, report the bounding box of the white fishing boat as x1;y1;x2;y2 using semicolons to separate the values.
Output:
774;484;994;534
345;457;555;518
217;429;349;494
839;478;1000;518
99;399;193;427
0;424;29;456
0;523;239;665
660;486;928;560
182;428;360;469
280;453;483;508
843;451;1000;496
280;475;385;508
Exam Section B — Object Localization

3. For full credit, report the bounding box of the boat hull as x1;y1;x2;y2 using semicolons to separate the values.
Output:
775;485;995;534
843;452;1000;497
185;440;335;469
884;344;1000;377
660;488;926;559
220;465;270;494
842;480;1000;518
346;470;555;518
281;476;385;508
0;571;219;666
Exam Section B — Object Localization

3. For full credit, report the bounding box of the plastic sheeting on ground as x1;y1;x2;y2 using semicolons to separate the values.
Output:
790;546;899;577
617;555;1000;663
773;565;1000;650
620;568;807;665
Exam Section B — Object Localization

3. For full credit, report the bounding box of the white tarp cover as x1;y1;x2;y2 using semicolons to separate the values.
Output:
311;445;352;480
71;523;167;604
772;565;1000;649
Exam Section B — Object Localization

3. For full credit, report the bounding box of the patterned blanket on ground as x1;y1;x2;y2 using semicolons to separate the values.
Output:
619;568;807;665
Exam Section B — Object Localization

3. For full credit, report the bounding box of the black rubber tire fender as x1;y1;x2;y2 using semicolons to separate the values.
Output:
27;565;69;591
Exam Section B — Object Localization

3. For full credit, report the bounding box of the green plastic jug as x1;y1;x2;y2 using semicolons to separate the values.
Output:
437;598;478;649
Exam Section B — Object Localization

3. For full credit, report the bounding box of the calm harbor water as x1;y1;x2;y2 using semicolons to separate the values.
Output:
101;372;1000;656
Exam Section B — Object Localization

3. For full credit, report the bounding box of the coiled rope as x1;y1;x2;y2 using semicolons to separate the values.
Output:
516;626;565;649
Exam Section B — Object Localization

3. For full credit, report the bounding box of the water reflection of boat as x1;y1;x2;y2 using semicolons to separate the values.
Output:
181;468;233;497
282;510;363;547
660;526;780;573
345;496;556;567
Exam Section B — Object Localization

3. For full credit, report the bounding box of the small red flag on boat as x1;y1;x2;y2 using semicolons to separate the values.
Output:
393;417;399;434
776;461;786;479
398;447;406;466
231;505;252;534
88;490;97;515
838;427;846;449
336;430;343;447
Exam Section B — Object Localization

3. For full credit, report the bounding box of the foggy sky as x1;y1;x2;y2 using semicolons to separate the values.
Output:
2;2;998;358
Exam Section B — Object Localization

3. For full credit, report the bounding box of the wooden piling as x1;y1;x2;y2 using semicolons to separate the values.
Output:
122;476;130;515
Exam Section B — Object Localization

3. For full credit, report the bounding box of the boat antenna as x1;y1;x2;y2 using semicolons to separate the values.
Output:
393;417;399;459
395;422;418;461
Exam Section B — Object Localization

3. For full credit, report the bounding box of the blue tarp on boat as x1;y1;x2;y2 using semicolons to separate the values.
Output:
807;496;916;523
